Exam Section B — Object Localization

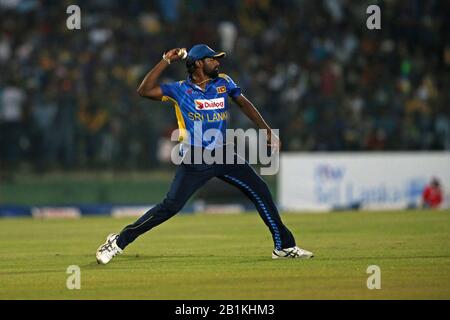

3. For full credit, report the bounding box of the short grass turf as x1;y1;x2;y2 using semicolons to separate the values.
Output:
0;210;449;299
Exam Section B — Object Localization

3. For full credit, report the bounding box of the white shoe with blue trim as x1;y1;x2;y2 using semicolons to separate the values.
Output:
96;233;123;265
272;246;314;259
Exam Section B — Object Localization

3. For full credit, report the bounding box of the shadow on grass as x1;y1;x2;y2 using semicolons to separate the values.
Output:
79;254;274;269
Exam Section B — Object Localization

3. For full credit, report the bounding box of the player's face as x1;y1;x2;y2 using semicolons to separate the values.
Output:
202;57;220;78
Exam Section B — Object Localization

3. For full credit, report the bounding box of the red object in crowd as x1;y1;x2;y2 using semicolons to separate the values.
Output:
422;184;443;208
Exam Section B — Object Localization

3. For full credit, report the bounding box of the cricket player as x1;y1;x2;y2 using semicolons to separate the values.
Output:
96;44;313;264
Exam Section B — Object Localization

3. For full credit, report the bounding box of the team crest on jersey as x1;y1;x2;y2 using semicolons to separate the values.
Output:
216;86;227;94
194;97;225;110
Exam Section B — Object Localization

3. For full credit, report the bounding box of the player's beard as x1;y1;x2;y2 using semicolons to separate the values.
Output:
204;66;219;78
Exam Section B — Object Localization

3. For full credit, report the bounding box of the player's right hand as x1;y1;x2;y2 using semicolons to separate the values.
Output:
163;48;187;64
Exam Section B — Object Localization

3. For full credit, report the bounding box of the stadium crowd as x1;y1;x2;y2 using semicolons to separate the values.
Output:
0;0;449;171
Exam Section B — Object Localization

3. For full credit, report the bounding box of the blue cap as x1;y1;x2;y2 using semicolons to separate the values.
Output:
187;44;226;62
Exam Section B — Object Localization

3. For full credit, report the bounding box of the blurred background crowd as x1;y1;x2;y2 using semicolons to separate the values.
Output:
1;0;449;172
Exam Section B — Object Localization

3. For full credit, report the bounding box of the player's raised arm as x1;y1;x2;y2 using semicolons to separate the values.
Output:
232;94;281;150
136;48;187;100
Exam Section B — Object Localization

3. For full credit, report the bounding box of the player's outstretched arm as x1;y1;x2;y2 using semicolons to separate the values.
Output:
232;94;281;150
136;48;186;101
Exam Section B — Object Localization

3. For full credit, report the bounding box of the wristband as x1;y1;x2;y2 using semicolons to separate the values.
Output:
162;53;171;65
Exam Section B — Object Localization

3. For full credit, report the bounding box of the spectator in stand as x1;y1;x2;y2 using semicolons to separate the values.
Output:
0;78;26;166
422;177;443;209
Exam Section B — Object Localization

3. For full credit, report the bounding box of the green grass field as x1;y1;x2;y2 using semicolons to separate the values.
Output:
0;210;449;300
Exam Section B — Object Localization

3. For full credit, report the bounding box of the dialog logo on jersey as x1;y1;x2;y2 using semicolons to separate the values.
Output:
194;97;225;110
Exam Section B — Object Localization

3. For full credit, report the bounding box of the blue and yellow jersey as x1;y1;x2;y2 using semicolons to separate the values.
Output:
160;73;241;149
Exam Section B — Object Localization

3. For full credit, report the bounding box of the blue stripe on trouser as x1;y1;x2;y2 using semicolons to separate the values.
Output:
224;174;282;250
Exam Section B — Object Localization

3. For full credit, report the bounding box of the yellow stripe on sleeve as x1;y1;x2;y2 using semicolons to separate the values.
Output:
218;73;231;82
161;95;187;142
